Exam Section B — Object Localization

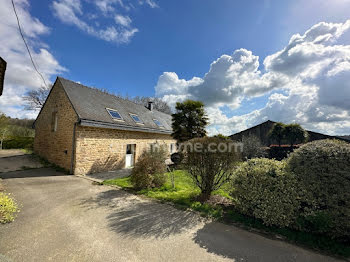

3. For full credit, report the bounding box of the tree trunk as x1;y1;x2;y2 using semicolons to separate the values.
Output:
199;189;212;202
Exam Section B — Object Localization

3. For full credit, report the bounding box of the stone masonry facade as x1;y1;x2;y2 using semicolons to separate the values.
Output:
34;81;78;171
73;126;175;175
34;81;176;176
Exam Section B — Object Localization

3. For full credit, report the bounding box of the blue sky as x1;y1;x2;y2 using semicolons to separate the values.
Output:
1;0;350;135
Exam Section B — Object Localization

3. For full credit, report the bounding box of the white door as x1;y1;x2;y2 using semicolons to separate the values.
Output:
125;144;135;168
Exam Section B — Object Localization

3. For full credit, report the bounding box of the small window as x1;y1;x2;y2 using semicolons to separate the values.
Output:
153;119;163;127
106;108;123;120
130;114;143;124
51;112;58;132
170;143;176;154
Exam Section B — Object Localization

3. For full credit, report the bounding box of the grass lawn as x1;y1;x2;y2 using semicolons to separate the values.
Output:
104;170;229;217
104;170;350;258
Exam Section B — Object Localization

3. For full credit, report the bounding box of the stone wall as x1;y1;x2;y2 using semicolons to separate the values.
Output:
34;81;78;171
74;126;176;175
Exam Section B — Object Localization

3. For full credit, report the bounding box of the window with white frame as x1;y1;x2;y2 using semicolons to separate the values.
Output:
130;114;143;124
106;108;123;120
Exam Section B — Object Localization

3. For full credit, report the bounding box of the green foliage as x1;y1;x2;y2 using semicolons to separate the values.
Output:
286;139;350;240
268;122;285;146
268;122;308;147
6;125;34;137
183;137;241;201
105;170;226;218
231;158;300;227
0;192;19;223
213;134;229;140
0;112;34;149
171;100;209;143
3;137;34;149
130;146;167;190
268;146;294;160
284;123;308;147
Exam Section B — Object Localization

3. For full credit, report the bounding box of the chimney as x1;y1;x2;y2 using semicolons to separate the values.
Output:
148;101;154;111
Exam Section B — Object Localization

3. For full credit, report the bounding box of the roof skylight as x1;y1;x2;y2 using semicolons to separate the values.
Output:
106;108;123;120
130;114;143;124
153;119;163;127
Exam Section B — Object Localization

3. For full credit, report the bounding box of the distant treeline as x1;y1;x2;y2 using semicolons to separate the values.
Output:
7;117;35;129
1;113;35;149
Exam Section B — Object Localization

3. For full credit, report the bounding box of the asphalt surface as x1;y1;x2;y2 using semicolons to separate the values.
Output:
0;167;343;262
0;150;42;173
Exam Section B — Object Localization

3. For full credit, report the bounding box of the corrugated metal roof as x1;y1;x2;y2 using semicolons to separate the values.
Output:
58;77;172;134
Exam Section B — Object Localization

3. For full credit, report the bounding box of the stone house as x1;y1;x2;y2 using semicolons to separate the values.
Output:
34;77;176;175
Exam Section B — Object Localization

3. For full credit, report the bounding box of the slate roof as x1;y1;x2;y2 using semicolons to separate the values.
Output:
0;57;7;96
58;77;173;134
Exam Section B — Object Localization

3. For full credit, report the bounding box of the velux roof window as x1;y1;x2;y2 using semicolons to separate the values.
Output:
153;119;163;127
106;108;123;120
130;114;143;124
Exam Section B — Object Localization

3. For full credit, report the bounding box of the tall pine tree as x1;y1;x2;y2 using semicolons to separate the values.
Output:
171;100;209;143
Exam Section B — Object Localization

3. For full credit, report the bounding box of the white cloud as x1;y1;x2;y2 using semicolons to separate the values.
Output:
138;0;158;8
95;0;124;13
156;49;288;111
0;0;65;119
156;20;350;136
52;0;139;44
114;14;132;27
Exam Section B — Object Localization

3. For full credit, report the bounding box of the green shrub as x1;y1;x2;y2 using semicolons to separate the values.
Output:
286;139;350;240
0;192;19;223
3;136;34;149
182;137;241;201
130;146;167;190
231;158;300;227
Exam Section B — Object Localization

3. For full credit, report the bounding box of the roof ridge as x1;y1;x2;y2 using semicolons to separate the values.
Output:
57;76;170;116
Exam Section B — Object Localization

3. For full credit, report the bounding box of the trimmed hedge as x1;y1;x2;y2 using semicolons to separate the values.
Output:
231;158;300;227
3;137;34;149
286;139;350;240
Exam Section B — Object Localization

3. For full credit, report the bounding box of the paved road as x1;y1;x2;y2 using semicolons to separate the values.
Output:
0;168;342;262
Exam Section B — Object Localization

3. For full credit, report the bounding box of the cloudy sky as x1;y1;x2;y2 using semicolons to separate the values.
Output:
1;0;350;136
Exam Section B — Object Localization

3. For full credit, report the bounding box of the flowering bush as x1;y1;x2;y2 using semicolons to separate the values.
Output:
0;192;19;223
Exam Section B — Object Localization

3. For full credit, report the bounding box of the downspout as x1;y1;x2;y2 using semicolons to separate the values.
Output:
70;120;79;174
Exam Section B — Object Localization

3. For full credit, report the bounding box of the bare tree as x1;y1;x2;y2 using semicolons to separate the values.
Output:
23;84;172;115
242;135;267;160
23;85;51;111
183;137;241;201
132;96;172;114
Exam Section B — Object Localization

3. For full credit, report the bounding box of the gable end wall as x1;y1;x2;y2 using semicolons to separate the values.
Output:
34;81;78;171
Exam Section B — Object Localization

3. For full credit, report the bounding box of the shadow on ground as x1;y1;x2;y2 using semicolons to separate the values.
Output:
192;222;336;262
79;189;202;239
0;168;70;179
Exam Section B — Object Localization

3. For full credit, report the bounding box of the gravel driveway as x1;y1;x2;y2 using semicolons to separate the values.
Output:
0;167;343;262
